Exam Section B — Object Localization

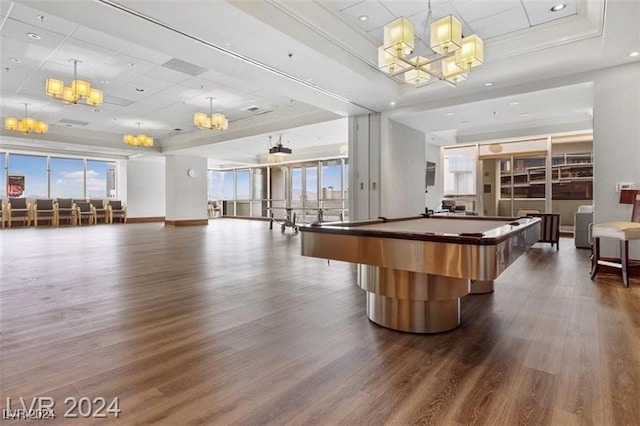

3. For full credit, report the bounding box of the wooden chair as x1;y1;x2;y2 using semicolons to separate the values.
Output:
591;195;640;287
90;199;108;224
33;199;58;227
526;212;561;250
0;199;5;228
207;200;221;218
75;201;96;225
56;198;77;226
107;200;127;224
7;197;32;227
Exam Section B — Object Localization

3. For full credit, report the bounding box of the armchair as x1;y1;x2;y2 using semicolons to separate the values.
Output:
90;199;108;223
75;201;96;225
574;205;593;248
7;197;32;227
56;198;76;226
0;199;5;228
106;200;127;224
207;200;221;218
33;199;58;227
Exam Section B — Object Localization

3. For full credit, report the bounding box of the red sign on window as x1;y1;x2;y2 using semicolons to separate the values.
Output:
8;175;25;197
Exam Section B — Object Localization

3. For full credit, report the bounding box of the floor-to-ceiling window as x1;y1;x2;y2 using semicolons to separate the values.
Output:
321;159;346;221
7;154;48;198
208;156;349;221
86;160;116;199
50;157;84;199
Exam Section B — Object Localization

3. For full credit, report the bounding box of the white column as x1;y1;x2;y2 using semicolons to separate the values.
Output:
126;157;166;220
164;155;208;225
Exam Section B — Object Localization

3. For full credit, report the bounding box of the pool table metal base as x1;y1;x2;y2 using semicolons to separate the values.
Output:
470;279;494;294
358;265;470;333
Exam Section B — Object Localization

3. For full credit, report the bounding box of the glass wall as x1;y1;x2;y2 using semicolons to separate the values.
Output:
7;154;48;198
208;170;223;201
208;156;349;222
86;160;116;199
235;170;251;200
50;157;84;199
321;159;346;221
1;152;118;200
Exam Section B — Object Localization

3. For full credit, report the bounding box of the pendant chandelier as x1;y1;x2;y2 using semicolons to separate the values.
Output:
194;97;228;131
123;122;153;147
4;103;48;134
377;0;483;87
46;59;104;106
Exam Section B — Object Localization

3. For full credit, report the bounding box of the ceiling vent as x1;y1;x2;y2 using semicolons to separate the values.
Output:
57;118;89;127
246;106;274;116
162;58;207;76
104;95;134;107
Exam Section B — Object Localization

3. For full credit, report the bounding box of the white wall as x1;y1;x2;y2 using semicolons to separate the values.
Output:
380;118;426;216
424;142;444;212
126;157;166;218
165;155;207;221
593;62;640;257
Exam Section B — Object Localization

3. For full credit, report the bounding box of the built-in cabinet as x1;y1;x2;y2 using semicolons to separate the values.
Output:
500;153;593;200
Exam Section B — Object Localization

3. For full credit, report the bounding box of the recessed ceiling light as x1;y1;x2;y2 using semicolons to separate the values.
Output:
359;15;369;22
628;51;640;58
509;101;520;106
9;58;21;63
389;101;396;106
520;113;529;117
27;32;41;39
249;98;255;103
484;82;494;87
446;112;454;116
128;62;136;67
37;15;47;22
550;3;566;12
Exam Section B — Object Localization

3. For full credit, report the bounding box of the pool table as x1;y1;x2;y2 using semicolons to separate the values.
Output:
300;214;541;333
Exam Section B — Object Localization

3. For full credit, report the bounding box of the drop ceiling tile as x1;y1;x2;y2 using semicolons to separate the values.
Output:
224;78;263;94
71;26;131;52
1;19;72;50
145;66;192;84
0;36;51;63
131;74;177;91
523;0;577;26
114;82;162;100
7;3;79;37
380;0;446;18
468;7;530;39
198;69;237;86
178;76;222;93
366;26;384;44
46;39;118;71
324;0;366;12
105;54;158;75
451;0;521;23
341;0;396;31
118;44;173;66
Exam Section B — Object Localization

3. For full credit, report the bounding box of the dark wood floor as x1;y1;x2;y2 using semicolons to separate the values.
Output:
1;220;639;425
